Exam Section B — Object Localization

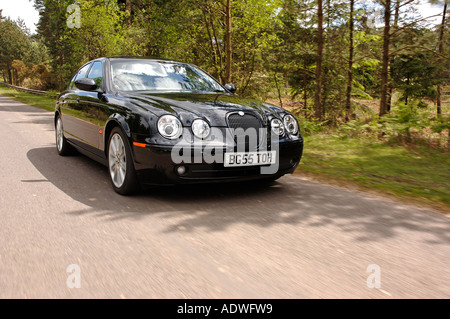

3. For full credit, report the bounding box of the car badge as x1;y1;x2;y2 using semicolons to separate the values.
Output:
238;111;245;116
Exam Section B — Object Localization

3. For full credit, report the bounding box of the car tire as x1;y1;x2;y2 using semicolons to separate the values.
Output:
107;127;139;195
55;115;73;156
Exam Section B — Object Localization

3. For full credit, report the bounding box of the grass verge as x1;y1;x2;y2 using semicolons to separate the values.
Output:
296;134;450;213
0;84;56;112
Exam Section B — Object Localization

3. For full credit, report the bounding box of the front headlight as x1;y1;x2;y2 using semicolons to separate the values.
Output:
191;119;211;139
157;115;182;139
271;118;285;136
283;114;298;135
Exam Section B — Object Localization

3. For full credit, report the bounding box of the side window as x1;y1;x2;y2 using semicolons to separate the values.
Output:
69;63;92;89
87;62;103;87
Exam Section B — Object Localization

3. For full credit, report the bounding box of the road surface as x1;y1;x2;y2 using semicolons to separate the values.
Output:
0;94;449;298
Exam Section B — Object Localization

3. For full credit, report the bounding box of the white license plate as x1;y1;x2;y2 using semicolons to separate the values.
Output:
224;151;276;167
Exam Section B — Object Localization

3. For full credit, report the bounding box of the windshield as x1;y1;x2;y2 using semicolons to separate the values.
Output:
110;60;225;93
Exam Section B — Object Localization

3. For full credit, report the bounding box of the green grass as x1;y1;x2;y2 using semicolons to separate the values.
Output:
0;84;56;112
297;134;450;213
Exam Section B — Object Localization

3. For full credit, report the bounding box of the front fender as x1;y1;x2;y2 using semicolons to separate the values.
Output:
102;115;132;153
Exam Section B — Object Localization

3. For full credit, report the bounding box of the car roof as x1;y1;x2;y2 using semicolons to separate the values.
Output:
106;56;183;63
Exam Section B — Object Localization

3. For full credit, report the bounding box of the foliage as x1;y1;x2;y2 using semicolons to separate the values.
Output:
11;60;55;90
0;17;48;84
67;0;128;61
339;99;449;148
297;117;328;136
391;52;442;103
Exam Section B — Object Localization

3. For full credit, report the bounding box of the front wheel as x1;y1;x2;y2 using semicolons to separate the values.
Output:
107;127;139;195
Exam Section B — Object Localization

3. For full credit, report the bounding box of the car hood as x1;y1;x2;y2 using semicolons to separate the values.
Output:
123;92;284;126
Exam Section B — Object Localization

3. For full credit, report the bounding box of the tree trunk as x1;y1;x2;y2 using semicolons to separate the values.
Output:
126;0;132;24
201;7;220;78
146;0;152;56
405;73;409;105
314;0;324;120
274;73;283;108
387;0;400;112
224;0;232;84
437;1;447;117
362;64;365;90
241;50;256;94
345;0;354;122
7;66;12;84
303;58;308;111
209;10;224;82
379;0;391;117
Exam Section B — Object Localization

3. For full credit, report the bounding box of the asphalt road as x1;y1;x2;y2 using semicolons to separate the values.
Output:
0;94;449;298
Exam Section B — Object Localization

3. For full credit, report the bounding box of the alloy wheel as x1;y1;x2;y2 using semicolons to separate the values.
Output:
56;117;64;152
108;133;127;188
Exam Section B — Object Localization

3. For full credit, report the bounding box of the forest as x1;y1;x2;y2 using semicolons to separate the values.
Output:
0;0;449;146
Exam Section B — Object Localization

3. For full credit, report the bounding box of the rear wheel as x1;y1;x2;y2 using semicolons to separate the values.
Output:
107;127;139;195
55;115;73;156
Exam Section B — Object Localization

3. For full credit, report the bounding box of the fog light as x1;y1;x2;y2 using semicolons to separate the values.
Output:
290;157;299;167
176;165;186;175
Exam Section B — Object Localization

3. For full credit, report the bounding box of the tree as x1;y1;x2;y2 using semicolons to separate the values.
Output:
387;0;401;112
391;52;441;104
379;0;391;117
0;18;31;84
34;0;74;89
436;0;448;116
267;0;315;108
345;0;355;121
314;0;324;119
34;0;136;89
225;0;232;84
68;0;128;61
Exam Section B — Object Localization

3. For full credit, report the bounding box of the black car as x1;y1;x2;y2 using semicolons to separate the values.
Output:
55;57;303;194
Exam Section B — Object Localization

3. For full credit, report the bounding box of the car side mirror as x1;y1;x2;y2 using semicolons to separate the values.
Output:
75;78;98;91
224;83;237;94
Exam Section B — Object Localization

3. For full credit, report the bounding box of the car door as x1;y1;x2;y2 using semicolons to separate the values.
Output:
83;60;106;157
61;62;101;154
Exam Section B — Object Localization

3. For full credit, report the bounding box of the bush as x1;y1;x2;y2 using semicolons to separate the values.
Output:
11;60;55;90
297;117;328;136
337;100;449;149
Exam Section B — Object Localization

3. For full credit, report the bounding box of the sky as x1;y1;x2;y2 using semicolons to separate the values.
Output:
0;0;446;35
0;0;40;33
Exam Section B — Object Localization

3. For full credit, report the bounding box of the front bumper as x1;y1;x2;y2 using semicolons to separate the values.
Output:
132;139;304;185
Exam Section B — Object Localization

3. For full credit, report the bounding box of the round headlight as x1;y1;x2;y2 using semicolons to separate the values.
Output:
191;119;211;139
271;118;285;136
157;115;182;139
283;114;298;135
